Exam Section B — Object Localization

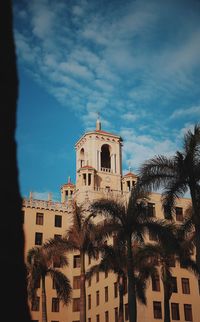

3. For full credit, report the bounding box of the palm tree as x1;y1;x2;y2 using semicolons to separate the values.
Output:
138;124;200;270
86;237;157;322
137;230;199;322
91;185;178;322
26;243;72;322
50;202;106;322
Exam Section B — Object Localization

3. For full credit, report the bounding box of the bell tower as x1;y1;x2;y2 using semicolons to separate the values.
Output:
75;118;123;202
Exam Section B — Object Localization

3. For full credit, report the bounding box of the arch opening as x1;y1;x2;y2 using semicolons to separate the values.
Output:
101;144;111;171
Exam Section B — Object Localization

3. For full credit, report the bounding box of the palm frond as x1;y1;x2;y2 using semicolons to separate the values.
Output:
49;269;72;305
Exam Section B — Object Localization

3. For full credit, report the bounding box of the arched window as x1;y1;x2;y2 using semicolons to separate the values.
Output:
101;144;111;170
80;148;84;167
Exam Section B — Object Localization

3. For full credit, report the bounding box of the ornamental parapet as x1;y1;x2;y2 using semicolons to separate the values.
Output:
22;198;72;212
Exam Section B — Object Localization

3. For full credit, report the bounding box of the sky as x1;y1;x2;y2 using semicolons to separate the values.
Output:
13;0;200;201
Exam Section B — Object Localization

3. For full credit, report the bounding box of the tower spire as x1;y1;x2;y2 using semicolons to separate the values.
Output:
96;112;101;131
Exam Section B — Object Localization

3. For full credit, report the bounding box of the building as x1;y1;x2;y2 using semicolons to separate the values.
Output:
23;119;200;322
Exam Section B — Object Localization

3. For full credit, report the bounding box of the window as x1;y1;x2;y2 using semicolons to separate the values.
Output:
147;202;156;217
96;314;100;322
88;294;91;310
114;282;118;298
171;277;178;293
184;304;193;321
105;311;109;322
51;321;59;322
153;301;162;319
31;296;40;311
73;276;80;289
171;303;180;320
73;255;80;268
88;256;91;265
88;277;91;287
152;274;160;291
105;271;108;278
96;272;99;282
182;278;190;294
35;278;40;289
52;298;59;312
124;276;127;294
105;286;108;302
175;207;183;221
96;290;100;306
55;215;62;227
54;234;62;239
52;278;56;289
88;319;91;322
36;212;44;225
53;255;61;268
73;298;80;312
114;307;118;322
35;232;43;245
198;279;200;294
88;173;91;186
125;303;129;321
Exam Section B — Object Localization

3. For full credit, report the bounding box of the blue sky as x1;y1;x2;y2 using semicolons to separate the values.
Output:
13;0;200;201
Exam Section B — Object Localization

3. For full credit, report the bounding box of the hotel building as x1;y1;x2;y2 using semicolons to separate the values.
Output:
23;119;199;322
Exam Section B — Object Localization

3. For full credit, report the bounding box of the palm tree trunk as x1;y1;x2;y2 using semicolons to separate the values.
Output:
80;251;86;322
127;235;137;322
41;276;48;322
163;283;171;322
118;276;125;322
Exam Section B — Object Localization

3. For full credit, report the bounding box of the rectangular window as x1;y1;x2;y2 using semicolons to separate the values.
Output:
53;255;61;268
96;314;100;322
172;276;178;293
96;272;99;282
105;286;108;302
36;212;44;225
88;256;91;265
152;274;160;291
184;304;193;321
73;298;80;312
73;255;80;268
55;215;62;227
147;202;156;217
105;271;108;278
124;276;127;294
88;173;91;186
52;278;56;289
88;294;91;310
35;278;40;289
125;303;129;321
198;279;200;295
105;311;109;322
35;232;43;245
175;207;183;221
54;234;62;239
31;296;40;311
73;276;80;289
52;298;59;312
182;278;190;294
88;319;91;322
96;290;100;306
153;301;162;319
88;277;91;287
171;303;180;320
114;307;118;322
114;282;118;298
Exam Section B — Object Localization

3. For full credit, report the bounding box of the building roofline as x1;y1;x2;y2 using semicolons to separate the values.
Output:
75;129;123;147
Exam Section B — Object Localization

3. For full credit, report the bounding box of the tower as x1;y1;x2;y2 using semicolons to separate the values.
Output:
75;118;123;202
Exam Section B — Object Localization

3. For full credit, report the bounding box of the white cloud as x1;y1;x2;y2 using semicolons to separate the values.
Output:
170;106;200;119
121;112;138;122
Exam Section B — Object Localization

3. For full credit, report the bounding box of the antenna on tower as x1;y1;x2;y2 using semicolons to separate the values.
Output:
128;161;132;173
